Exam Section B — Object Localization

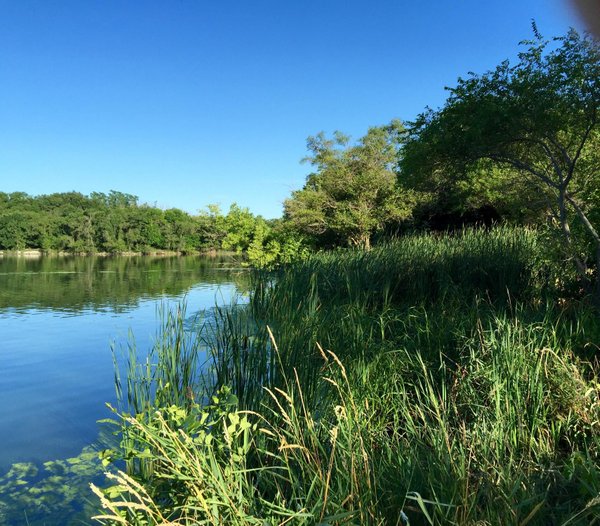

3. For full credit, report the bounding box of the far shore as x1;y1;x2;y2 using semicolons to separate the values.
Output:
0;248;238;259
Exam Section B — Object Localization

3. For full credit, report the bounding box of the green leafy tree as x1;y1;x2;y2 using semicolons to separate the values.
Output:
409;159;547;227
0;211;35;249
285;122;412;249
246;219;309;268
0;189;304;261
221;203;261;254
164;208;198;252
196;204;228;250
138;206;167;250
401;27;600;299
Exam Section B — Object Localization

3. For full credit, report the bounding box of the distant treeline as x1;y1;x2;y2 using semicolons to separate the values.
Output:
0;191;306;266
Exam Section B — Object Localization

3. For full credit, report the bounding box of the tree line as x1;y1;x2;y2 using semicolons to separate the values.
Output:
0;190;306;266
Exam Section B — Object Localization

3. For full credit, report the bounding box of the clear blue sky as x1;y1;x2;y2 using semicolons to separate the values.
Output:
0;1;586;218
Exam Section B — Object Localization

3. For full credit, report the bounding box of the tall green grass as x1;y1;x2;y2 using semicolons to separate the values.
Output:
258;226;544;309
211;227;549;408
95;227;600;525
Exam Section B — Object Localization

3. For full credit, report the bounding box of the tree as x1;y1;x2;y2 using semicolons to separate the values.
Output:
0;211;36;249
221;203;261;253
401;27;600;299
196;204;228;250
285;121;412;249
246;219;310;268
164;208;198;252
137;206;166;250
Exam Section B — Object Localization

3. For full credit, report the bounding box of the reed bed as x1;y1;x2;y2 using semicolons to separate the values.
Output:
95;227;600;525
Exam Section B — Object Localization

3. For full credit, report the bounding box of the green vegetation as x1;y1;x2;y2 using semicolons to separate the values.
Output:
87;26;600;525
0;191;306;267
284;121;411;249
0;447;105;525
94;227;600;525
282;27;600;301
401;26;600;301
1;25;598;525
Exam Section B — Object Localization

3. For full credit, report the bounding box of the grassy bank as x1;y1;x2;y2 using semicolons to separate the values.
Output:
94;227;600;525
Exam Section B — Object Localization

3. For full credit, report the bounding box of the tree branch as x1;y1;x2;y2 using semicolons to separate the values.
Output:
565;114;597;187
544;132;573;168
515;136;566;184
486;154;560;189
565;193;600;245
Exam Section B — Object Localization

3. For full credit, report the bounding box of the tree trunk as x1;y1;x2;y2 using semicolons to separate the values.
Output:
565;192;600;306
557;189;593;295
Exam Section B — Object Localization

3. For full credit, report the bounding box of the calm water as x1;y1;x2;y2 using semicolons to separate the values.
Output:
0;255;247;525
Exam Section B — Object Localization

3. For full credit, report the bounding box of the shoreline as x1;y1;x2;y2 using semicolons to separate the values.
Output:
0;248;238;258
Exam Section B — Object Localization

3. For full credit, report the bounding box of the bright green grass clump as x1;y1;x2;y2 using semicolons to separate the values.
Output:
94;227;600;525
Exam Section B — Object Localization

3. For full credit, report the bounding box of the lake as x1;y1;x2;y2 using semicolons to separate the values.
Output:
0;255;247;525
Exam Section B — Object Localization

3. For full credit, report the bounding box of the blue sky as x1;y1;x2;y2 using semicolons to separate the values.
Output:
0;1;586;218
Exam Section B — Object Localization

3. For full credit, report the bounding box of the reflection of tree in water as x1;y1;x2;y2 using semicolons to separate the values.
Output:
0;255;251;314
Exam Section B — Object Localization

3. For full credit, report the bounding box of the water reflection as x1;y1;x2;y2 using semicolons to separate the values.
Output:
0;254;250;314
0;255;246;525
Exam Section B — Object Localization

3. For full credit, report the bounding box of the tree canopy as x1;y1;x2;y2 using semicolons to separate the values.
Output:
401;26;600;297
284;121;412;249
